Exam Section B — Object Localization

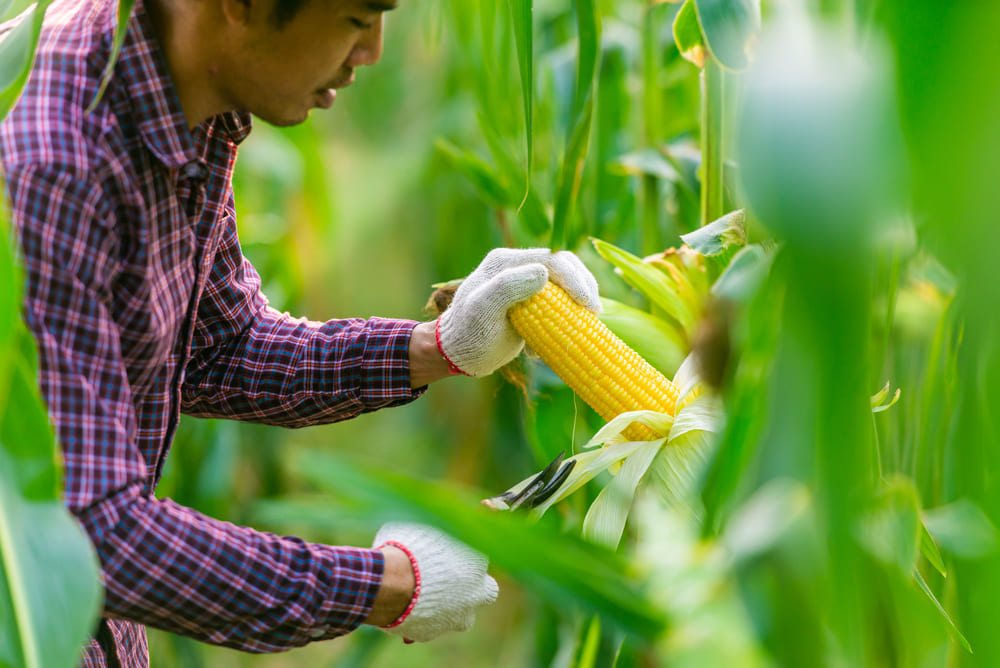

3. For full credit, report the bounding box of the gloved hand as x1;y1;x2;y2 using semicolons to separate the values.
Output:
373;522;499;643
436;248;600;377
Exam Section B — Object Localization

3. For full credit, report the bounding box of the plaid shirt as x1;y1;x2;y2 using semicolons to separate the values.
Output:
0;0;426;665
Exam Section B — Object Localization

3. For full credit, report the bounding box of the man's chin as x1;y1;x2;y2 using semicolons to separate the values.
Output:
253;107;313;128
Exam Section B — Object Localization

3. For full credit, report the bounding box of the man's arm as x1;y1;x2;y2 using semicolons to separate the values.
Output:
407;320;452;388
180;198;445;425
7;163;405;651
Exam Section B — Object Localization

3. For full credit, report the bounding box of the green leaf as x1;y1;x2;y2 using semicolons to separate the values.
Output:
0;4;49;119
0;458;103;668
609;148;679;181
435;138;512;209
870;382;902;413
477;114;551;237
87;0;134;111
551;98;594;250
550;0;599;250
583;439;663;548
573;616;602;668
680;210;746;257
282;452;667;640
923;499;1000;560
721;479;811;565
571;0;598;110
507;0;533;203
1;335;60;500
691;0;761;71
0;338;102;667
855;475;921;575
598;297;687;376
592;238;696;333
919;523;947;578
913;569;972;654
709;242;776;304
673;0;707;68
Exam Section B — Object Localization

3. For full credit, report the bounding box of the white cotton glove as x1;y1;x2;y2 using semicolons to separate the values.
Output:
436;248;601;377
373;523;499;643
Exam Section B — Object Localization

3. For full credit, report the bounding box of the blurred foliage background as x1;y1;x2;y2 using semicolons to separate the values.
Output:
4;0;1000;665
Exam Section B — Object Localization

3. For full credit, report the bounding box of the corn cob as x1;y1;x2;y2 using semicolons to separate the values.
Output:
508;282;679;441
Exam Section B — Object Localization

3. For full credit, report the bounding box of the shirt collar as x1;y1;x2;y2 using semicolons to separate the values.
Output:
116;0;252;169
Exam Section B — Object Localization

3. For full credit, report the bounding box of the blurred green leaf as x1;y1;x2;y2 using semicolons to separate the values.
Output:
692;0;760;71
914;569;972;654
0;311;101;668
551;0;599;250
0;4;49;119
923;499;1000;560
709;243;775;304
435;138;511;209
721;478;811;565
680;209;746;257
919;523;947;578
0;450;103;668
507;0;533;200
609;148;679;181
571;0;598;109
855;475;921;575
673;0;706;68
284;451;667;640
574;616;601;668
736;16;907;252
552;99;594;250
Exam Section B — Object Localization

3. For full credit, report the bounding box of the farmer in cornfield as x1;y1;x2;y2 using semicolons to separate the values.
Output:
0;0;600;664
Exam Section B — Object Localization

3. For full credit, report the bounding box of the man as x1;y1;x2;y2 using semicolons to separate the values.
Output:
0;0;600;664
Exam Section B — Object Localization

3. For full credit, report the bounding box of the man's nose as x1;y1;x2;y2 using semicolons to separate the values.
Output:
347;14;384;67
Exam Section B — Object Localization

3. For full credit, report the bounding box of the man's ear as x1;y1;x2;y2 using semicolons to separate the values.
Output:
220;0;255;27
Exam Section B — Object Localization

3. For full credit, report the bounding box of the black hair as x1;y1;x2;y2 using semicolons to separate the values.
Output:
270;0;310;28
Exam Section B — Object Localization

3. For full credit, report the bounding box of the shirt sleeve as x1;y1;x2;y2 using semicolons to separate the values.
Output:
180;196;425;426
7;162;384;652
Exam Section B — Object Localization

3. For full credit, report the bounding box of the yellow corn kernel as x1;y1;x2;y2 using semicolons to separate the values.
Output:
509;282;679;441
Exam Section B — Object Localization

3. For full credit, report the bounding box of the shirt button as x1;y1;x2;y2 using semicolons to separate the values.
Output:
182;161;208;183
309;627;328;639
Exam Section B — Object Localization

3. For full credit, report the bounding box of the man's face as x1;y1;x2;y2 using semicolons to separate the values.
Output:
218;0;395;126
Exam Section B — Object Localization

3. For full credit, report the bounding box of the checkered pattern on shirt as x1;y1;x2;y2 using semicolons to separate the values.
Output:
0;0;425;664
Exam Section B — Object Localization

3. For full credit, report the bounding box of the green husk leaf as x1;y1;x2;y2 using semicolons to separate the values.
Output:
583;439;663;548
593;238;696;332
598;298;687;376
